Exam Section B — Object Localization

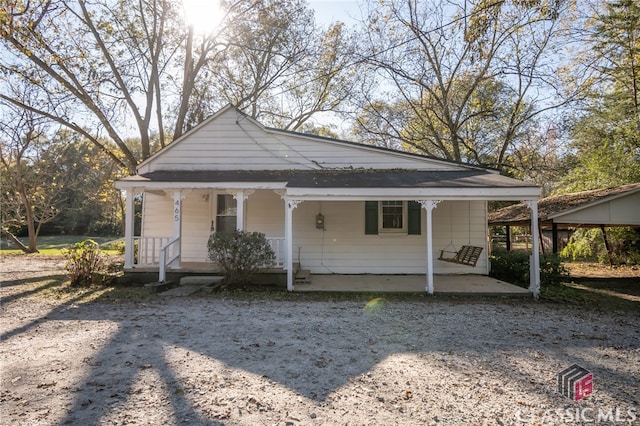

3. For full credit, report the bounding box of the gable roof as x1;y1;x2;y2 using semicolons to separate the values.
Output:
118;105;540;199
136;104;484;173
488;183;640;226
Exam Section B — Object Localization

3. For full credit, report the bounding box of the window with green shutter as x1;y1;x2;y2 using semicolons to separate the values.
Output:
408;201;421;235
364;201;421;235
365;201;378;234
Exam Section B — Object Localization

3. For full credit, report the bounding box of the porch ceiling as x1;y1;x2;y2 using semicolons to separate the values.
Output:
116;169;539;199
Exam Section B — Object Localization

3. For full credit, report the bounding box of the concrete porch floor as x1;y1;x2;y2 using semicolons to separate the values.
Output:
294;274;530;296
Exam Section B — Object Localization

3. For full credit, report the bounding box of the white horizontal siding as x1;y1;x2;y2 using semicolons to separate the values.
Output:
142;190;488;273
290;200;487;274
553;191;640;225
245;190;285;237
139;107;466;173
141;193;173;239
142;190;212;263
181;191;213;262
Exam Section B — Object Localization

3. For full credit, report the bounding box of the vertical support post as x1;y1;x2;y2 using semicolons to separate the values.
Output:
527;200;541;298
229;189;254;231
285;198;301;292
124;189;135;269
172;191;183;269
418;200;440;294
235;190;245;231
552;222;558;254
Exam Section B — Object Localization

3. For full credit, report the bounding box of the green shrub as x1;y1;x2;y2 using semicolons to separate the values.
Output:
562;227;640;265
540;253;569;287
63;239;105;287
561;228;602;261
490;248;569;288
207;230;275;289
489;248;530;286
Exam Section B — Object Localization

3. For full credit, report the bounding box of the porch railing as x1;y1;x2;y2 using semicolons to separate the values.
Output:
133;236;171;266
131;235;284;271
159;237;181;282
267;237;285;268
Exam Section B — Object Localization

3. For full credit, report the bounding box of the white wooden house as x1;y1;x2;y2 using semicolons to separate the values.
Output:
116;105;542;295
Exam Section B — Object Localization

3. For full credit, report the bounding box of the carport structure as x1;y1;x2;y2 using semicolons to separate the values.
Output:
488;183;640;254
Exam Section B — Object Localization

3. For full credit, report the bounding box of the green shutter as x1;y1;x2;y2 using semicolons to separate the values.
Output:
408;201;421;235
365;201;378;235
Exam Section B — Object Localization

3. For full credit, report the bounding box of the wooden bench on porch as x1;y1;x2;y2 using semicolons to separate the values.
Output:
438;245;483;267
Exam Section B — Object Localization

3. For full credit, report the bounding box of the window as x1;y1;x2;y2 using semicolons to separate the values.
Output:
380;201;405;232
365;201;421;235
216;194;237;234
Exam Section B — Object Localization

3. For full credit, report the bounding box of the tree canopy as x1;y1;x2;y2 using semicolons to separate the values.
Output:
0;0;359;172
1;0;640;243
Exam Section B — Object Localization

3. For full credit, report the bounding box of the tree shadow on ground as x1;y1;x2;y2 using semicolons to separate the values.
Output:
14;295;634;425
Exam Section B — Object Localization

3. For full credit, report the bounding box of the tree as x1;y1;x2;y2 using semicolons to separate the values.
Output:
194;0;360;131
352;0;575;170
0;97;77;252
42;131;127;236
560;0;640;191
1;0;359;174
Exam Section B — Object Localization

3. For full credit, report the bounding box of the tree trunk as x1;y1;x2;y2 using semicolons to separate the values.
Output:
0;228;29;253
600;225;613;265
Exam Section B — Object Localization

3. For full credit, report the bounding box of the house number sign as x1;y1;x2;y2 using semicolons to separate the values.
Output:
174;199;181;221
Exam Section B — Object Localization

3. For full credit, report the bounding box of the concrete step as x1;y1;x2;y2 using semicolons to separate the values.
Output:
295;269;311;284
179;276;224;286
157;275;225;296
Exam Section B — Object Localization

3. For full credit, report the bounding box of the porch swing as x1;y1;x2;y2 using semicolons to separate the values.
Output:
437;202;483;267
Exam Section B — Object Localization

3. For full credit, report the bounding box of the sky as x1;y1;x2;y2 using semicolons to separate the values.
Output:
307;0;364;27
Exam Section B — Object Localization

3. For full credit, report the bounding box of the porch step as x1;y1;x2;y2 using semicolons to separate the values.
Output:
295;269;311;285
159;275;224;296
179;276;224;286
160;285;203;297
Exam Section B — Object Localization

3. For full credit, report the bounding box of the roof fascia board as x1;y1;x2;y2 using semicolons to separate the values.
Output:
115;181;287;190
115;180;539;199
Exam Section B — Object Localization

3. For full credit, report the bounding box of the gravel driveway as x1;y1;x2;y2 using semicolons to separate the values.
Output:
1;257;638;425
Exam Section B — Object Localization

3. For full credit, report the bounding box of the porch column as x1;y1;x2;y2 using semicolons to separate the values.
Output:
228;189;254;231
527;200;541;297
172;191;183;269
418;200;440;294
124;189;136;269
285;197;302;291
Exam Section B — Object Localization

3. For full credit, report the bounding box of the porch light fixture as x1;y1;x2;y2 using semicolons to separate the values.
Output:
316;213;325;230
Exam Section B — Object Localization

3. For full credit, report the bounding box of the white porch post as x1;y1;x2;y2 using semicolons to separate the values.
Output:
285;197;301;291
419;200;440;294
124;189;135;269
527;200;541;297
172;191;183;269
229;190;254;231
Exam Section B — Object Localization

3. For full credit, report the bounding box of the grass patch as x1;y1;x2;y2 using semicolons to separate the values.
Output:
541;282;639;312
1;235;121;255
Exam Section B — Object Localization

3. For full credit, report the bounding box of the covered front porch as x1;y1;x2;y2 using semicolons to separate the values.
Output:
117;171;542;296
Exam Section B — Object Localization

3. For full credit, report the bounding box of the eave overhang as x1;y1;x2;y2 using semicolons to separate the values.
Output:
115;169;540;200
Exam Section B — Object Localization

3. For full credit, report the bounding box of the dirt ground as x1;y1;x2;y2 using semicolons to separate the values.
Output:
1;256;639;425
